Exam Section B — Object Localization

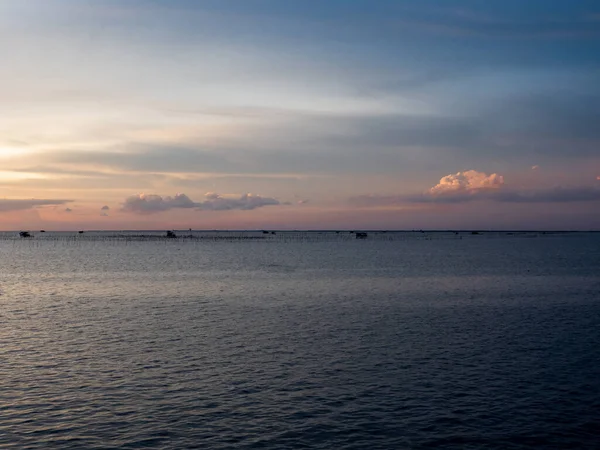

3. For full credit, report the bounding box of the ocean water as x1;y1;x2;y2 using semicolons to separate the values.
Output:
1;232;599;449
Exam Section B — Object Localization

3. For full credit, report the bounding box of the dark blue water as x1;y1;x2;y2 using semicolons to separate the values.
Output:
1;233;599;448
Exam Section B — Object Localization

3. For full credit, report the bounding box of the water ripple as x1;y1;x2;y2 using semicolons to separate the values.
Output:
1;235;600;448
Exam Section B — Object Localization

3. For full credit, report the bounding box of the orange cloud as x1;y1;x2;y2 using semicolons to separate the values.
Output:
428;170;504;195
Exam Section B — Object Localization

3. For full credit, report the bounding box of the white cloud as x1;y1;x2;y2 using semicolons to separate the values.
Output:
532;165;540;170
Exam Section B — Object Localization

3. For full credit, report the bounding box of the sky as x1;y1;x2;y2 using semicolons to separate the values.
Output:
1;0;599;230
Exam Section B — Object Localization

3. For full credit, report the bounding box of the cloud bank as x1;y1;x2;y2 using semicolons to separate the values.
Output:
351;170;600;207
122;192;280;214
492;187;600;203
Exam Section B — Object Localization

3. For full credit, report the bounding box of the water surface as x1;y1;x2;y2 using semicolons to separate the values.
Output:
1;232;599;448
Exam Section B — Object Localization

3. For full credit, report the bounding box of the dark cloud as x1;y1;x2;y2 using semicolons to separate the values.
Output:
122;193;197;213
198;192;280;211
100;205;110;210
65;207;73;212
493;186;600;203
122;192;280;214
0;199;72;212
320;91;600;164
479;91;600;143
351;186;600;207
167;1;600;42
351;169;600;206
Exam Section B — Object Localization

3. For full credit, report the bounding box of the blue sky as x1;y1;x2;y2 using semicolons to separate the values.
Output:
0;0;599;229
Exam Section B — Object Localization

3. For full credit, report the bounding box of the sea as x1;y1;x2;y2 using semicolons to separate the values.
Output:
1;231;599;449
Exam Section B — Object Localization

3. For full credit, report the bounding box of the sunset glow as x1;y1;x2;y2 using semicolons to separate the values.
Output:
1;0;599;230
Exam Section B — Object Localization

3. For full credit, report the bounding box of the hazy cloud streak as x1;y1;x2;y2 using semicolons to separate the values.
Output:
0;199;72;212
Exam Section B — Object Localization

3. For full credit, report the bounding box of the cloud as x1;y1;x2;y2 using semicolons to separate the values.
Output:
0;199;72;212
65;207;73;212
122;192;280;214
3;0;600;190
13;83;600;179
351;186;600;207
11;166;116;177
428;170;504;195
45;145;240;174
197;192;280;211
100;205;110;210
122;193;197;213
350;170;504;206
492;186;600;203
532;165;539;170
351;170;600;207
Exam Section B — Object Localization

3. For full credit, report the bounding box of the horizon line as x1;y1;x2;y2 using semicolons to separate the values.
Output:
3;229;599;233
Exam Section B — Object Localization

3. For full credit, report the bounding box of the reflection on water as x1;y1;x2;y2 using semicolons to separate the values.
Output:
1;233;599;449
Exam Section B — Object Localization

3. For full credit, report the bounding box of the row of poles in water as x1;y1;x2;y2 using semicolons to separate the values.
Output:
0;230;545;244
